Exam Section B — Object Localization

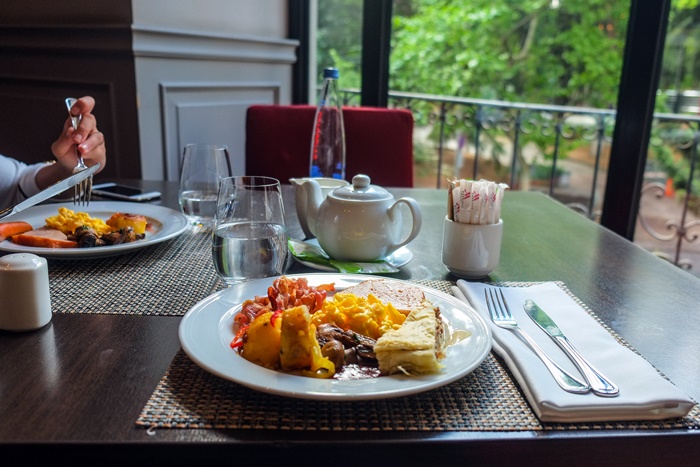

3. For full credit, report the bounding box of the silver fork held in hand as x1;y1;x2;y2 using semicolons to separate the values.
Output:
65;97;91;206
485;289;590;394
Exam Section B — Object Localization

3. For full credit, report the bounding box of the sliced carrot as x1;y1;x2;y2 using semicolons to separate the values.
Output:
0;221;33;242
11;234;78;249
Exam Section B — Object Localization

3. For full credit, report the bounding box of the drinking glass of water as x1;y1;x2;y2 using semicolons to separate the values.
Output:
179;144;232;227
212;176;288;285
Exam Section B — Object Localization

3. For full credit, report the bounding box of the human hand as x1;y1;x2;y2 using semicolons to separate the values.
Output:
50;96;106;175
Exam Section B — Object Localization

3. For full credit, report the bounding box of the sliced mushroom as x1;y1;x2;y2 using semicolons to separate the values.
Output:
120;227;137;243
316;324;377;361
74;225;98;238
317;324;376;348
101;231;123;245
355;343;376;361
321;340;345;369
77;232;99;248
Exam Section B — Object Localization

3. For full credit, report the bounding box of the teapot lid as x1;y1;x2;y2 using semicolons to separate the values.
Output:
330;174;391;202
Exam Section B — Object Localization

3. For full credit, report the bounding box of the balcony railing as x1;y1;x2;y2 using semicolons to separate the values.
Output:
340;89;700;275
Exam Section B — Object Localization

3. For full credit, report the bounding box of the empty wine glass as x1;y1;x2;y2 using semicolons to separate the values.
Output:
179;144;232;227
212;176;288;285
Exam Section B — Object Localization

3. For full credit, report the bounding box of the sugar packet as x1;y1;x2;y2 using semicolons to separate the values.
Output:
448;178;508;225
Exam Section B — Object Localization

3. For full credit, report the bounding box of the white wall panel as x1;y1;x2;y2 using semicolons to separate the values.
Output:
132;0;287;38
159;83;281;180
133;33;297;180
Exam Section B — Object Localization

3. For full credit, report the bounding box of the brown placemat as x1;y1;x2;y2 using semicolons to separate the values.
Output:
138;348;541;431
48;226;226;315
136;280;700;431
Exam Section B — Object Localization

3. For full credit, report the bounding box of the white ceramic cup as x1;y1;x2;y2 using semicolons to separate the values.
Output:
0;253;52;331
289;177;349;239
441;216;503;279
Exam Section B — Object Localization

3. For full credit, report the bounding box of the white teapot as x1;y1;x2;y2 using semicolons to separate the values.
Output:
300;174;422;261
290;176;349;239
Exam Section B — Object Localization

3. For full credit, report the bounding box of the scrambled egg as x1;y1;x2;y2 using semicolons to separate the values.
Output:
45;207;112;235
311;292;406;340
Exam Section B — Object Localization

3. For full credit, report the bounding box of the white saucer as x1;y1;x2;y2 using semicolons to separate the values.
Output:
294;238;413;272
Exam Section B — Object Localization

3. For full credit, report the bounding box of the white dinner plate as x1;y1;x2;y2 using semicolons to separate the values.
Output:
0;201;189;259
293;238;413;272
179;273;492;400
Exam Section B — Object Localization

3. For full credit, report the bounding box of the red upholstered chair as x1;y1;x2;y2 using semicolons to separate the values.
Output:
245;105;414;187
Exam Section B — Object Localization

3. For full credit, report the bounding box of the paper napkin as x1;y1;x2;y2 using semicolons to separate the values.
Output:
455;281;695;423
287;239;399;274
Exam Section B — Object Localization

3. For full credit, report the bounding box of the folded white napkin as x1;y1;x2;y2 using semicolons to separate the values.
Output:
456;281;695;423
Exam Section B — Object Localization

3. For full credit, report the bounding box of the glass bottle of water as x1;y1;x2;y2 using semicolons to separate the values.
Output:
310;67;346;179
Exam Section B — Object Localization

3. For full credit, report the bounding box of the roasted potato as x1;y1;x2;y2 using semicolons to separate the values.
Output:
279;305;335;378
106;213;148;235
241;311;282;369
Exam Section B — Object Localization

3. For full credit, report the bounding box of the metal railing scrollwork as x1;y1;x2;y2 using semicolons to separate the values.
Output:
639;117;700;270
337;88;699;273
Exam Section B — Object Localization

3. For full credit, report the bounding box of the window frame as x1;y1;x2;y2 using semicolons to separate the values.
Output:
288;0;672;240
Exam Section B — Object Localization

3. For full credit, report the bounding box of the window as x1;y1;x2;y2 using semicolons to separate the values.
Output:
302;1;700;274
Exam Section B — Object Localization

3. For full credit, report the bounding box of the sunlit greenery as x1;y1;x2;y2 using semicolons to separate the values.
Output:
316;0;363;88
317;0;700;195
318;0;700;102
390;0;628;109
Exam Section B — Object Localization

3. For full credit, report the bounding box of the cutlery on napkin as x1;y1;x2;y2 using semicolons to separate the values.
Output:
453;281;695;423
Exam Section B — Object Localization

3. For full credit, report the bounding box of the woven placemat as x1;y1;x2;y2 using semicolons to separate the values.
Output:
136;279;700;431
137;348;541;431
48;227;225;315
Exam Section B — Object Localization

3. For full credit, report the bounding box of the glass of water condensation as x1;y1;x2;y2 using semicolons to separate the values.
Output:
179;144;233;227
212;176;288;285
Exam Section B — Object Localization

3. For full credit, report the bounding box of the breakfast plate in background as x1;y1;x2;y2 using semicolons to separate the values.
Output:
0;201;189;259
179;273;492;400
289;238;412;274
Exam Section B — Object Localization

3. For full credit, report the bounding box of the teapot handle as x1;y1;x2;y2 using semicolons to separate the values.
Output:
387;197;422;253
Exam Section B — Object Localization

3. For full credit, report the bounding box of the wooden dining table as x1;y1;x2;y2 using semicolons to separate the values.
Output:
1;180;699;465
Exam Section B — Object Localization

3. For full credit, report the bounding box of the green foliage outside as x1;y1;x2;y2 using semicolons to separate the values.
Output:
389;0;630;185
317;0;700;195
664;0;700;91
316;0;363;89
390;0;626;108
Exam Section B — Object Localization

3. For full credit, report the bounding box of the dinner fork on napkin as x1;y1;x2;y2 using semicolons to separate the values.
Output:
453;281;695;423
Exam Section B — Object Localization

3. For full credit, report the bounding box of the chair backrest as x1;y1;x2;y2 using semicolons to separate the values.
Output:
245;105;414;187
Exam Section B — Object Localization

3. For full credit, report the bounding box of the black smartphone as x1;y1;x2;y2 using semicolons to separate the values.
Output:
91;183;161;202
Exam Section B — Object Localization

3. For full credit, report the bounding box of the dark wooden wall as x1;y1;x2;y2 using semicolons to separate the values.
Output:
0;1;141;181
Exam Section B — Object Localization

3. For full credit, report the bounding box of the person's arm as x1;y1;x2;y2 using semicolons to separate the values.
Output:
36;96;106;190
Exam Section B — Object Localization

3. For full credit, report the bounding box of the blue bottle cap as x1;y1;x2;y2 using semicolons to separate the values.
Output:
323;68;339;79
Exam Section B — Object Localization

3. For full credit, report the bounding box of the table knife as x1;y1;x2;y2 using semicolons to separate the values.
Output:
523;299;620;397
0;163;100;220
